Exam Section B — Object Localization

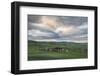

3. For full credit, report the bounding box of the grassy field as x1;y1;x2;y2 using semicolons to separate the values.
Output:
28;40;88;61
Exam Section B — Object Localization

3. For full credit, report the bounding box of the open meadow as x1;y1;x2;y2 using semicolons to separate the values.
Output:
28;41;88;60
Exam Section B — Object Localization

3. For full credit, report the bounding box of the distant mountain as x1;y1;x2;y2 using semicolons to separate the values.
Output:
28;40;38;43
28;40;87;45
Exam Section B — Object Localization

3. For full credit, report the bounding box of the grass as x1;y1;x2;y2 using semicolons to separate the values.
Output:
28;41;88;61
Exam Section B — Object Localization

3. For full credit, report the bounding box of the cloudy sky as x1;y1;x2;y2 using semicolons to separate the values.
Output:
28;15;88;43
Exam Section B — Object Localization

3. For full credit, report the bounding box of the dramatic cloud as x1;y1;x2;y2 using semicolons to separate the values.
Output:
28;15;88;43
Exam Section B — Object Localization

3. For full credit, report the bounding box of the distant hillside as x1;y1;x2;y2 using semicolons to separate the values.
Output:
28;40;87;44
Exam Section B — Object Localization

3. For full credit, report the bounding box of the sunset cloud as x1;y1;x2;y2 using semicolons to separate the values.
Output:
28;15;88;43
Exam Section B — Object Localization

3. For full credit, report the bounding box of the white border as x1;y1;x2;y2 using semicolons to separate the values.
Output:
20;6;95;70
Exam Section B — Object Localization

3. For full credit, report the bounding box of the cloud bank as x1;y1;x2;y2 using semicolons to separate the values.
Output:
28;15;88;43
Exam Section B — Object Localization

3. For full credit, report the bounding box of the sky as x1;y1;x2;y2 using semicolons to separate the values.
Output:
28;15;88;43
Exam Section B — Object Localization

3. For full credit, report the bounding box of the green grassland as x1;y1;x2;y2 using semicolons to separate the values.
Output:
28;41;88;61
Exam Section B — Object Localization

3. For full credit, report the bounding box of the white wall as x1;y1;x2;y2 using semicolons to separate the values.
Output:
0;0;99;76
